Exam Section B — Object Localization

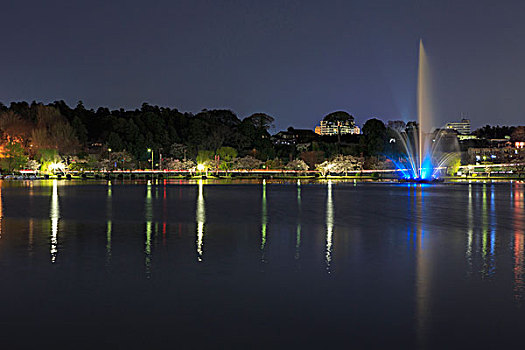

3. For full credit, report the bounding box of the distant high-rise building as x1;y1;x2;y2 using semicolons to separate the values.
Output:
445;118;471;135
314;120;360;136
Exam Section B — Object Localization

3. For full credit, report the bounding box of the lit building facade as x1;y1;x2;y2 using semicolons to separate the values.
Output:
315;120;360;136
445;119;471;135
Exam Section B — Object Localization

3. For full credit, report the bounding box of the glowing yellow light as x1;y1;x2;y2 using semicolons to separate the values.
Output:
50;180;59;263
325;181;333;272
197;164;206;172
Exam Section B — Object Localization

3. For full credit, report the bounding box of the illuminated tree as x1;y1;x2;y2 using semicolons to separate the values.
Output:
285;159;309;171
0;111;33;143
232;156;263;170
217;146;237;170
316;155;363;176
0;142;29;172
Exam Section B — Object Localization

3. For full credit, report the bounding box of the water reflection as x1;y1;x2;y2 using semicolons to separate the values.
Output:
106;181;112;266
145;180;153;276
261;180;267;263
513;185;524;303
325;180;334;273
295;181;301;261
466;184;473;275
50;180;59;263
162;182;167;246
481;184;496;278
196;179;205;262
29;218;34;256
0;184;3;240
414;185;429;348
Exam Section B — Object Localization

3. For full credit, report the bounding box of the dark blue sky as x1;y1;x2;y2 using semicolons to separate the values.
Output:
1;0;524;131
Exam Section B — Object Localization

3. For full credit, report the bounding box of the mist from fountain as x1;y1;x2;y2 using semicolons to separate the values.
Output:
391;39;459;182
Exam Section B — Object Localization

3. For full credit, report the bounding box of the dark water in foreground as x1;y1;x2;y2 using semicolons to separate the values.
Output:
0;179;524;349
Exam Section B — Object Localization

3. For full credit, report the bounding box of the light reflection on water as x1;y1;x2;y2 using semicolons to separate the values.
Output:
50;179;59;263
145;180;153;276
325;180;334;272
260;180;267;263
513;184;525;303
196;179;205;262
0;180;524;347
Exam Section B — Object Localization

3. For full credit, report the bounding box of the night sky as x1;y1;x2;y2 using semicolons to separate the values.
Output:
1;0;524;131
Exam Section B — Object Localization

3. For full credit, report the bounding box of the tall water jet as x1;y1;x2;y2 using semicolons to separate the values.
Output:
390;39;458;182
417;39;432;178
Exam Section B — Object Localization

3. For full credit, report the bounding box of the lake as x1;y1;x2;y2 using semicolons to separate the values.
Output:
0;179;524;349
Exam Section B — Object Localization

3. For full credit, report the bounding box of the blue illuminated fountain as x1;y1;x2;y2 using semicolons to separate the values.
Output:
391;40;458;182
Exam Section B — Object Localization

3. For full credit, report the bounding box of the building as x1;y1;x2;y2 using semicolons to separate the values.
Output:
314;120;360;136
467;146;525;164
272;128;318;146
445;118;471;135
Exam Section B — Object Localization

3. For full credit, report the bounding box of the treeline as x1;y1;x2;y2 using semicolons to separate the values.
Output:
0;101;391;172
0;100;523;173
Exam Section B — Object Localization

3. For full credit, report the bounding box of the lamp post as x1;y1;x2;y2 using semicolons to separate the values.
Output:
108;148;112;172
147;148;153;170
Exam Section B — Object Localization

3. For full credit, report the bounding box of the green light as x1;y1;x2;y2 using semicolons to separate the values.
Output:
261;183;267;254
106;220;112;264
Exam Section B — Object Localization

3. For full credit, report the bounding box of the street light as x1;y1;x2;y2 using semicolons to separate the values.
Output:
108;148;112;171
147;148;153;170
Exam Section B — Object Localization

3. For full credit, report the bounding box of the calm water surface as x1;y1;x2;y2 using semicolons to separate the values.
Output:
0;179;524;348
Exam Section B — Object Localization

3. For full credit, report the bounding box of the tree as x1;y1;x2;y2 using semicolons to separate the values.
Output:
0;142;28;172
285;159;309;171
0;111;33;143
71;116;88;144
316;155;363;176
196;150;216;170
26;159;40;171
231;156;263;170
165;158;196;171
216;146;237;170
323;111;354;144
361;118;387;156
511;126;525;142
170;143;188;160
323;111;354;124
299;151;325;169
386;120;406;133
243;113;275;132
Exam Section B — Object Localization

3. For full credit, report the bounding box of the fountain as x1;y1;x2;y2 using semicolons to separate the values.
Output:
390;39;458;182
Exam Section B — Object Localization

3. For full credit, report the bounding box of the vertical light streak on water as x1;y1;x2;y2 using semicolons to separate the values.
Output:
260;180;268;264
196;179;205;262
481;184;489;278
415;184;429;349
0;184;3;240
50;180;59;263
28;182;34;254
489;185;496;276
295;182;301;260
28;218;34;256
466;184;473;275
513;186;524;303
325;180;334;273
162;182;167;246
106;181;112;266
145;180;153;276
